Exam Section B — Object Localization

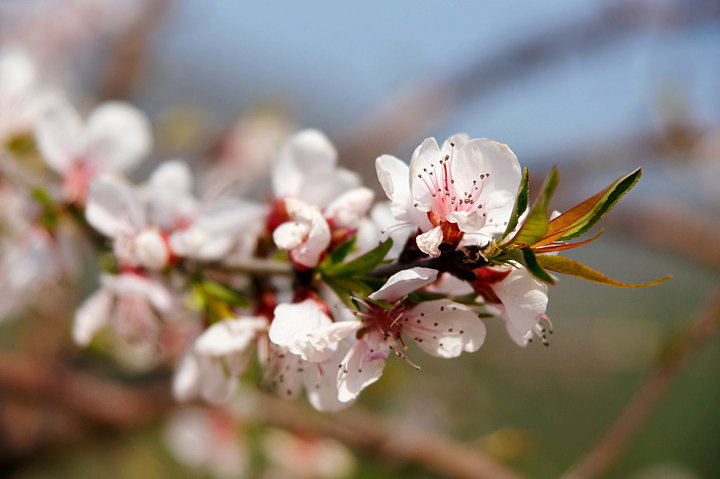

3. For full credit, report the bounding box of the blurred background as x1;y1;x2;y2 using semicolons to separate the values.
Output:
1;0;719;478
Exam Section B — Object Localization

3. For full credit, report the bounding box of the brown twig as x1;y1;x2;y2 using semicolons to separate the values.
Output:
561;281;720;479
252;392;527;479
98;0;173;100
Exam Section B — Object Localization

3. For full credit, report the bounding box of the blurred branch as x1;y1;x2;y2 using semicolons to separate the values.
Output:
562;281;720;479
0;350;525;479
98;0;172;100
0;351;173;428
251;391;528;479
335;0;720;183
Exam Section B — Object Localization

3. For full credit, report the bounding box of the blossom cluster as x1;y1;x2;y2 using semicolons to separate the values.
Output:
0;49;666;413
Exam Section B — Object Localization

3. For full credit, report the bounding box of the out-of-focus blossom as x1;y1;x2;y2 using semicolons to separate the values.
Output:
173;316;267;404
36;97;151;204
164;406;248;479
0;226;74;321
73;271;174;347
0;48;48;144
376;134;521;256
271;129;360;208
261;427;355;479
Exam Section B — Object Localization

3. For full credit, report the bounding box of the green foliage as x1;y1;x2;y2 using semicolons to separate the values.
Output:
511;247;555;285
501;166;529;239
509;167;558;246
321;238;393;277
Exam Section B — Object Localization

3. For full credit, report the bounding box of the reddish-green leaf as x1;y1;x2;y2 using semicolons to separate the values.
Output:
532;229;604;253
535;168;641;247
536;254;670;288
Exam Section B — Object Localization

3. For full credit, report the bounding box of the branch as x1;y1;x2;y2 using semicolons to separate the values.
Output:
561;281;720;479
98;0;172;100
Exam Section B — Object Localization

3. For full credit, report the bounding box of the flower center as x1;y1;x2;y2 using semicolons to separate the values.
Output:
415;144;490;221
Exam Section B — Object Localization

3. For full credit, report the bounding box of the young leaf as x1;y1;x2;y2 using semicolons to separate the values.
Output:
201;280;250;307
501;167;529;239
328;236;357;265
532;229;604;254
323;238;393;277
323;277;356;308
509;167;558;247
536;254;670;288
534;168;641;247
511;247;555;285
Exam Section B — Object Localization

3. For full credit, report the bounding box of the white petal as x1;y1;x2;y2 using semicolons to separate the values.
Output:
273;221;308;250
149;160;193;194
134;229;170;270
85;174;145;237
303;343;353;412
440;133;469;156
268;300;335;362
200;359;237;404
369;266;438;303
323;187;374;228
272;129;337;198
86;102;152;172
404;300;485;358
35;96;85;173
337;333;389;402
409;137;441;210
73;288;112;346
375;155;414;221
492;267;548;346
195;317;267;356
173;348;201;402
446;210;486;233
284;199;331;268
416;225;443;257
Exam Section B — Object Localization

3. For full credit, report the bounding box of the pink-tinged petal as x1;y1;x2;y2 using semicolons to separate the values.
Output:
195;317;267;356
404;299;485;358
416;225;443;257
134;229;170;270
100;273;172;312
409;137;441;211
491;267;548;347
303;343;353;412
307;320;363;351
85;101;151;172
426;273;475;296
85;174;145;237
324;187;374;228
337;332;389;402
73;288;112;346
272;129;337;199
35;96;85;173
269;300;335;362
282;199;331;268
369;266;438;303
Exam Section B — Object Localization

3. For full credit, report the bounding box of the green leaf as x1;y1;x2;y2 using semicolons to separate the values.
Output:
536;168;641;246
501;167;529;239
326;236;357;266
323;238;393;277
511;247;555;285
509;167;558;246
323;277;356;308
201;280;249;307
536;254;671;288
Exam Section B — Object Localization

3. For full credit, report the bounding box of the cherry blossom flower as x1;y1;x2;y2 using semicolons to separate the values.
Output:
0;48;44;143
471;265;550;346
164;406;248;479
173;316;268;404
376;134;521;257
271;129;360;208
73;271;174;347
261;427;355;479
36;96;151;204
